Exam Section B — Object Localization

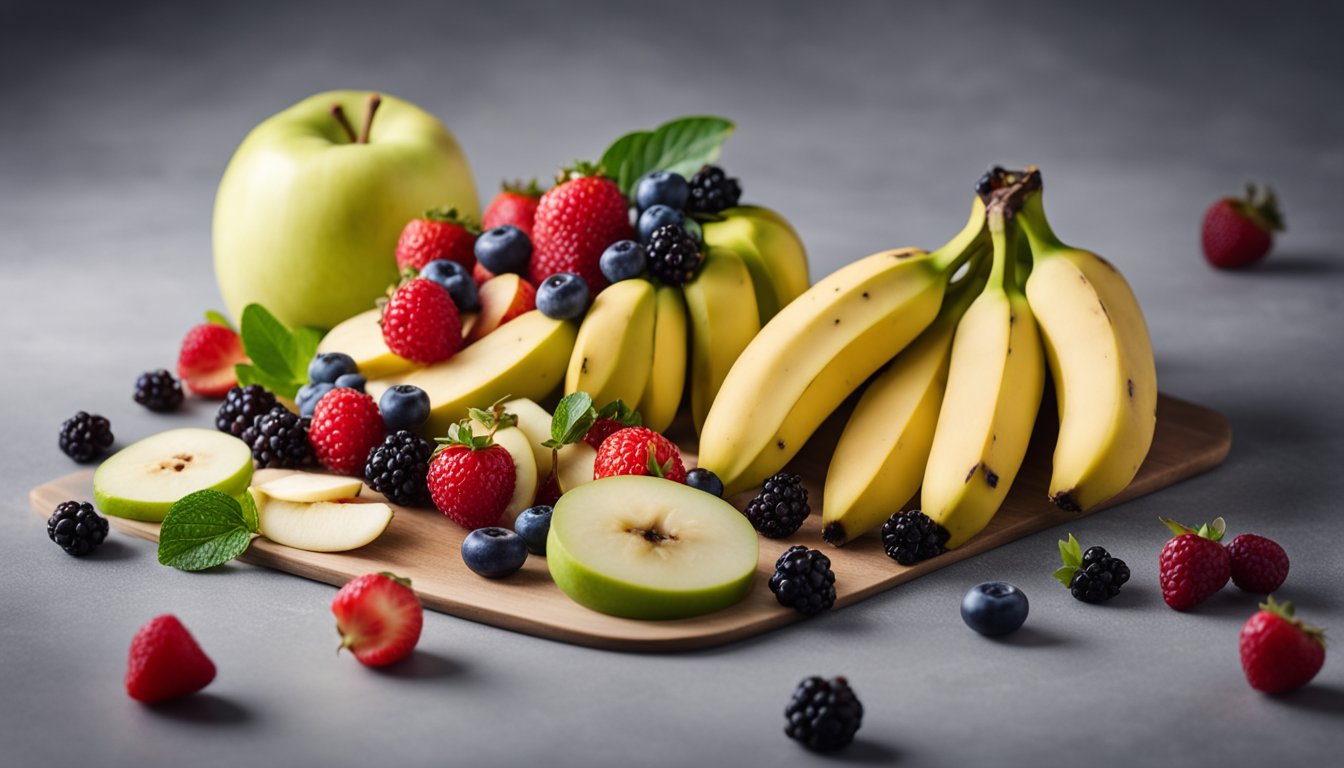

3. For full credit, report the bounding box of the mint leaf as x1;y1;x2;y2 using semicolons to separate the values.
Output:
546;392;596;448
236;303;316;399
292;327;323;367
204;310;234;331
240;489;259;533
158;489;255;572
599;116;735;197
596;399;642;428
234;362;297;396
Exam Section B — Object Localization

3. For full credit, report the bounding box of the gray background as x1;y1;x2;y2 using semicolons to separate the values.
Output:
3;0;1342;765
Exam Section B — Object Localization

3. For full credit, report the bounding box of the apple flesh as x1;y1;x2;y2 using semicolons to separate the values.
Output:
252;491;393;552
253;473;363;503
469;425;538;523
466;274;536;343
93;429;254;522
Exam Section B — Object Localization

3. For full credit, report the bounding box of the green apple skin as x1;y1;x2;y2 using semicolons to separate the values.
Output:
93;429;255;523
213;90;479;331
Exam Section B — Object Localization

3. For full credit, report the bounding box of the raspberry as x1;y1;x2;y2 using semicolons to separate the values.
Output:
1159;518;1231;611
58;411;113;463
240;405;312;469
784;676;863;753
591;426;686;483
215;384;278;437
133;369;184;412
46;500;109;556
381;277;463;365
309;389;387;476
744;472;810;538
1227;534;1290;594
770;545;836;615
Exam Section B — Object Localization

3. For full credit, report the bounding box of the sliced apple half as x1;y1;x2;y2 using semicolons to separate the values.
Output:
547;475;759;620
556;441;597;494
502;397;554;471
318;308;417;380
470;424;538;523
253;493;393;552
94;429;254;522
254;473;363;503
467;274;537;343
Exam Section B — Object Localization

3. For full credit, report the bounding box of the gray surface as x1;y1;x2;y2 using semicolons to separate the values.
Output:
2;0;1342;765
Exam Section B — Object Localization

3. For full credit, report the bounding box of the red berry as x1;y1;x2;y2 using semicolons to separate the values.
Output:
473;261;496;286
1239;597;1326;694
1201;184;1284;269
309;389;387;476
482;181;543;238
1158;517;1231;610
395;208;478;273
1227;534;1290;594
583;418;627;450
592;426;686;483
427;443;516;529
382;277;463;364
529;170;633;293
332;572;423;668
124;614;216;703
176;322;247;399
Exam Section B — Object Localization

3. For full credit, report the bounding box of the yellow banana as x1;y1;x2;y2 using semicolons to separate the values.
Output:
683;246;760;433
638;284;689;433
564;278;656;407
701;205;809;324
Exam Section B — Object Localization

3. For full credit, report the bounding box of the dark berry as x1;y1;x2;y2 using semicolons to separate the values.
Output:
422;258;481;312
1227;534;1290;594
307;352;358;384
364;430;433;507
334;373;366;392
744;472;809;538
1069;546;1130;603
645;225;703;286
685;468;724;497
514;505;553;555
635;170;690;212
215;384;278;437
474;225;532;275
599;240;647;283
637;204;685;244
961;582;1029;636
133;369;184;412
784;676;863;753
58;411;113;463
536;272;590;320
461;527;528;578
880;510;950;565
379;384;431;432
240;406;313;469
770;545;836;615
296;381;335;419
46;500;109;556
686;165;741;214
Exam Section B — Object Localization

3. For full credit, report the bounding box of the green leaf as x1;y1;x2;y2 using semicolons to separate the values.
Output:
292;327;323;366
550;392;597;445
1053;565;1078;588
158;489;255;572
596;399;642;428
599;116;735;197
239;489;259;533
234;363;300;399
235;303;317;399
1058;534;1082;568
204;310;234;331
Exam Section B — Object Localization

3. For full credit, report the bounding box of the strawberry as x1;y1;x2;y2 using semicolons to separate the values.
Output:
177;320;247;398
395;207;479;273
583;400;642;449
382;277;463;364
1227;533;1290;594
427;406;518;529
124;614;216;703
1201;183;1284;269
332;572;423;667
482;179;543;238
529;165;633;293
1239;596;1326;694
1158;517;1231;610
310;388;387;476
592;426;686;483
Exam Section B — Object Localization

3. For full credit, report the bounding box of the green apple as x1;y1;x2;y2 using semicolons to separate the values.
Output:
252;491;393;552
213;90;478;331
547;476;759;620
253;473;363;503
94;429;254;522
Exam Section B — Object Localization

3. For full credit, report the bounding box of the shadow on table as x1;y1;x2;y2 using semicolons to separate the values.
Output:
146;693;250;725
373;649;467;681
1268;683;1344;715
831;737;901;764
1218;251;1340;276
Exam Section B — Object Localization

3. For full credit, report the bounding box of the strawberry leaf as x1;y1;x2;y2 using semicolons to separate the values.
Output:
596;399;642;428
1054;534;1083;588
1053;565;1077;588
204;310;234;331
599;116;735;197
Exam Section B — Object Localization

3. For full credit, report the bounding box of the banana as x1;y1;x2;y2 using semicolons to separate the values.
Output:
921;204;1045;549
821;252;990;546
1019;186;1157;512
698;199;987;497
565;278;656;407
683;246;761;432
701;205;809;324
638;284;689;433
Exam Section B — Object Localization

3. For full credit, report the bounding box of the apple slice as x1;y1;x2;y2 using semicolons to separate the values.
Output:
318;308;417;380
460;311;478;340
253;473;363;503
469;424;538;524
557;441;597;494
466;274;537;343
94;429;254;522
502;397;555;471
547;476;759;620
253;493;393;552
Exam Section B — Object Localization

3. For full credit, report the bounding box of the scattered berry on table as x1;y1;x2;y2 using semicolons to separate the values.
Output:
215;384;277;437
528;166;633;292
514;505;553;555
685;467;724;497
421;258;481;312
1202;183;1284;270
1239;596;1326;694
309;389;387;476
394;207;478;273
744;472;809;538
382;277;463;365
333;372;366;393
770;545;836;615
241;405;313;469
1227;533;1290;594
645;224;703;286
58;411;113;463
307;352;359;385
124;614;216;703
686;164;742;214
295;381;335;419
379;384;431;432
475;225;533;276
364;430;433;507
592;426;687;483
332;572;423;668
599;240;647;283
133;369;184;412
1159;517;1231;610
635;170;690;212
426;418;517;529
877;510;949;565
784;676;863;753
535;272;591;320
461;527;529;578
482;179;543;238
177;321;247;398
1054;535;1130;603
637;204;685;244
961;582;1029;637
46;500;109;557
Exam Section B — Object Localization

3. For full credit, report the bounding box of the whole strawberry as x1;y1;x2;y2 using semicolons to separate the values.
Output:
310;388;387;476
395;207;479;273
427;406;518;529
125;614;216;703
583;400;642;450
593;426;687;483
177;319;247;398
1227;533;1290;594
1201;183;1284;269
529;165;633;293
332;572;423;668
1240;596;1326;694
382;277;463;364
482;179;543;238
1158;517;1231;610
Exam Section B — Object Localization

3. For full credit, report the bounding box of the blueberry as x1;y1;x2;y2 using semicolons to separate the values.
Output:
474;225;532;275
462;527;528;578
637;204;685;244
421;259;480;312
635;171;690;212
378;384;430;432
599;240;647;283
685;468;724;497
513;505;553;555
308;352;358;384
333;373;366;392
960;582;1029;637
296;381;335;418
536;272;590;320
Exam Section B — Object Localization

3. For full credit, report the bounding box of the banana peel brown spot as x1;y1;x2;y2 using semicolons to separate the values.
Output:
965;463;980;483
1051;490;1083;513
984;467;999;488
1128;378;1134;399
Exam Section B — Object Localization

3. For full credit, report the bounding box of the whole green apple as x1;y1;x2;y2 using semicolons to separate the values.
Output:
213;90;478;331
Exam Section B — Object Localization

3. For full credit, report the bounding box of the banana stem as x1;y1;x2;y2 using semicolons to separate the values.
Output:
930;197;990;274
1017;191;1065;254
986;205;1011;292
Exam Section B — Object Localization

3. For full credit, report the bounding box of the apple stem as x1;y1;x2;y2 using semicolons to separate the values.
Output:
357;93;382;144
330;104;358;143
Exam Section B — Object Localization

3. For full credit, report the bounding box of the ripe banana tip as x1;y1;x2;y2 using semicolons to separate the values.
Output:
1051;490;1082;514
821;522;847;547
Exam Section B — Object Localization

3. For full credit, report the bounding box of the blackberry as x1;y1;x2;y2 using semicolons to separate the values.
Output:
1069;546;1131;603
784;676;863;753
744;472;809;538
770;545;836;615
58;411;113;463
47;500;109;556
686;164;742;214
133;369;184;412
240;406;313;469
215;385;278;437
644;225;703;286
365;430;433;507
879;510;950;565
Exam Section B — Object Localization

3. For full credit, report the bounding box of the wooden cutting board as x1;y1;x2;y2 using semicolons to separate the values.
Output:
29;393;1229;653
